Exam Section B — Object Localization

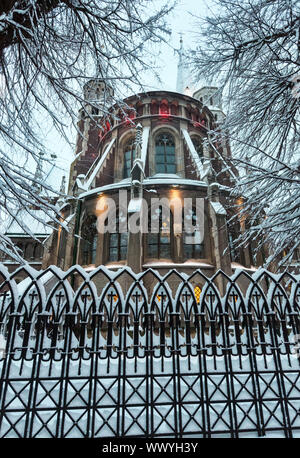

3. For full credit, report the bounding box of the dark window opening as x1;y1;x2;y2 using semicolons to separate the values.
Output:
81;216;98;265
148;206;172;259
155;133;176;174
108;211;128;262
160;102;169;115
184;207;204;259
123;138;136;178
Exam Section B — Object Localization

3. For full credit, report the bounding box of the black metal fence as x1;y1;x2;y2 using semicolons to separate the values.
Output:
0;264;300;438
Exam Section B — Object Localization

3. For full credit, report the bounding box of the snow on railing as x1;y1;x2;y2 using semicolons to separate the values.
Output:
0;264;299;360
0;264;299;438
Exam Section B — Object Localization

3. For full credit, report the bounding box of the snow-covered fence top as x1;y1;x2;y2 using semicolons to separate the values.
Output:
0;264;300;360
0;264;300;438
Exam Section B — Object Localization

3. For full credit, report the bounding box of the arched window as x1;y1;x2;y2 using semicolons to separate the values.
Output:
151;100;159;115
123;138;135;178
170;102;178;116
81;216;98;265
155;133;176;174
160;100;169;115
136;103;143;117
33;242;42;260
185;106;192;119
108;210;128;262
183;207;204;259
148;206;172;259
191;137;203;162
191;108;199;122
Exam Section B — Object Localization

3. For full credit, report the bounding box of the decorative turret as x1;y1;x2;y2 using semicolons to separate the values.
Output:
193;86;225;123
83;78;114;115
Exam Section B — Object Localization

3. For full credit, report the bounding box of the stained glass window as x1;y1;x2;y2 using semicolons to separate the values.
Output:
194;286;201;304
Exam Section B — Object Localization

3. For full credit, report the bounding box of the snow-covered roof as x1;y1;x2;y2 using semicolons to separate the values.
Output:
210;201;226;216
42;158;68;194
143;260;215;269
4;209;54;237
79;175;207;199
84;138;116;190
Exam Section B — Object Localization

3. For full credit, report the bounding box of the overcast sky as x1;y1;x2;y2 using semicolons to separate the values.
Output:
145;0;212;91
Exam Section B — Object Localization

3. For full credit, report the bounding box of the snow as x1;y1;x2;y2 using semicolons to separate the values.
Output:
210;201;226;216
128;198;142;213
4;209;54;236
79;175;207;198
1;354;299;437
182;128;205;179
143;260;215;268
231;262;258;272
85;137;116;190
17;270;55;295
140;126;150;170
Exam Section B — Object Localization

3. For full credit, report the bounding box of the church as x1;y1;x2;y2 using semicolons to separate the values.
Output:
1;42;300;441
1;40;267;281
42;40;261;280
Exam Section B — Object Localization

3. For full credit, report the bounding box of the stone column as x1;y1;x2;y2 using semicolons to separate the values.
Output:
127;124;144;273
208;183;232;294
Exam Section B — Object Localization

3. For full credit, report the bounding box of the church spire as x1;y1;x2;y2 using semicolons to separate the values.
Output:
175;35;193;96
176;35;184;93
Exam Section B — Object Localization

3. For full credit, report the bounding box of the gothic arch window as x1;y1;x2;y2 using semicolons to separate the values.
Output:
185;106;192;119
183;207;204;260
123;138;135;178
108;209;128;262
160;100;169;115
24;243;32;260
191;137;203;162
16;242;24;255
151;100;159;115
33;242;42;260
155;132;176;174
147;206;172;259
81;215;98;265
191;108;199;122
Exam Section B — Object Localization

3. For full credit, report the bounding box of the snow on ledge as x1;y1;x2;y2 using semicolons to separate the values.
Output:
231;262;258;272
143;260;215;269
79;176;207;198
210;201;226;216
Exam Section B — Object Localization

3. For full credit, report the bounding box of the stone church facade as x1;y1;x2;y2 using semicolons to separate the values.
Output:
43;80;261;282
